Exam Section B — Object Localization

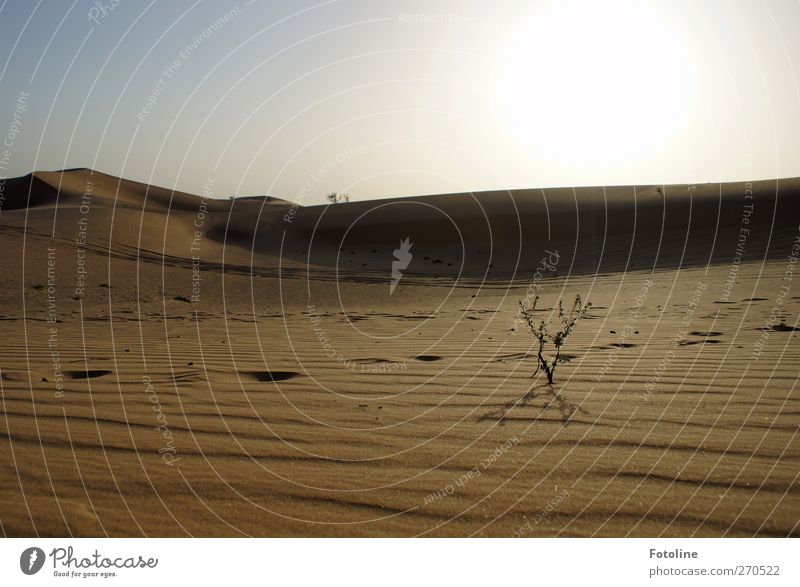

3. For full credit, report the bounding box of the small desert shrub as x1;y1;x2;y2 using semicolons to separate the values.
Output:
518;294;591;385
173;295;191;303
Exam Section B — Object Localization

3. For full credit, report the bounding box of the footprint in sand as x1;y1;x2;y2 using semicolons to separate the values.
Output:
67;370;112;379
771;323;800;332
246;371;301;382
595;343;637;350
494;352;535;362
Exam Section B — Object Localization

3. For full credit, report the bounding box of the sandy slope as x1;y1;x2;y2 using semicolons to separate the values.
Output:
0;169;798;536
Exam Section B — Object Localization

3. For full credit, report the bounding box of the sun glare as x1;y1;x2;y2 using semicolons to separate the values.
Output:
498;1;689;172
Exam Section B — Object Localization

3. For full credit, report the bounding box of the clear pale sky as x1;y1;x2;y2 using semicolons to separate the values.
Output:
1;0;799;203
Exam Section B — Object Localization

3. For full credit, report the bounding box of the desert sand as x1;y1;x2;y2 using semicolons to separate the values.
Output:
0;168;798;536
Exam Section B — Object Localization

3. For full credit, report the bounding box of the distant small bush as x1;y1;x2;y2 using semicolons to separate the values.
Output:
173;295;191;303
518;294;591;385
326;192;350;204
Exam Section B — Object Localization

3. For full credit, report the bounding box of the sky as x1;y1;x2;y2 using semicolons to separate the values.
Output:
1;0;799;203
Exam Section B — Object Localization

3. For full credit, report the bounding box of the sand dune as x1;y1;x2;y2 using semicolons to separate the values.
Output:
0;169;798;536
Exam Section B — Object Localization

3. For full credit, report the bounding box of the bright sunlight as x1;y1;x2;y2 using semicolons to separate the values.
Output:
497;0;691;172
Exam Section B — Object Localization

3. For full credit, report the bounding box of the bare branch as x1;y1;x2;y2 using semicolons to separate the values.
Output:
519;293;590;385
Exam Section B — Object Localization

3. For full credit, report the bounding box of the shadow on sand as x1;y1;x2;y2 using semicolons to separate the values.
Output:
480;382;586;426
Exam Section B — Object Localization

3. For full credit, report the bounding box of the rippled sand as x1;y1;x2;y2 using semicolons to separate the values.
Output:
1;169;798;536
